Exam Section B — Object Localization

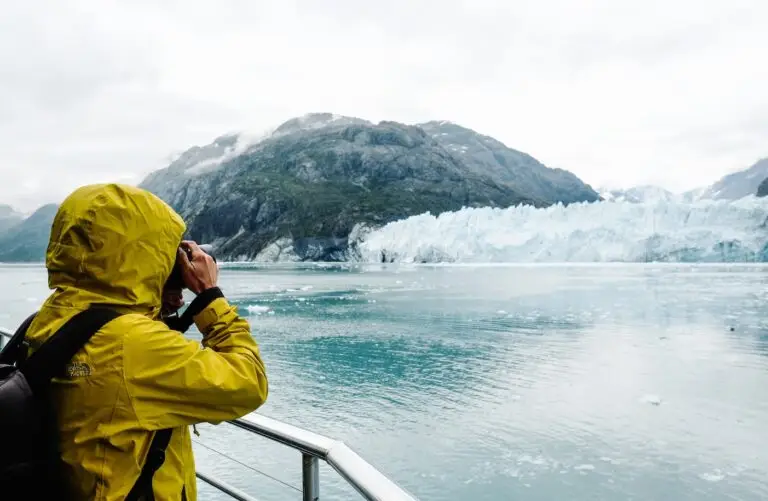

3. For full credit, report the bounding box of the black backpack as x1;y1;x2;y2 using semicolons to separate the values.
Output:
0;307;173;501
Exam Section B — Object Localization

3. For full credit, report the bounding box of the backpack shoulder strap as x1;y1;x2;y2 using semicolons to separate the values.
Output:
125;428;174;501
0;311;38;365
21;307;122;391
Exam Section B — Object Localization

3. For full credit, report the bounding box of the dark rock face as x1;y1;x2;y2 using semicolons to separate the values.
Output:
757;176;768;198
139;114;600;261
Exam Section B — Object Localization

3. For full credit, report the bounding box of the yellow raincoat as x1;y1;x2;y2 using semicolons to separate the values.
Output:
24;184;268;501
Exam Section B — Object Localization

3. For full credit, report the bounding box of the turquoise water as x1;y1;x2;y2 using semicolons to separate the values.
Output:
1;264;767;500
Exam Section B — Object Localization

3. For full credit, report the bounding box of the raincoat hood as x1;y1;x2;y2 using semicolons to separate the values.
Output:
45;183;186;313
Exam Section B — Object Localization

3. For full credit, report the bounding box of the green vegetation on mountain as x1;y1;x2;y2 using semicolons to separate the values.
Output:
140;114;599;261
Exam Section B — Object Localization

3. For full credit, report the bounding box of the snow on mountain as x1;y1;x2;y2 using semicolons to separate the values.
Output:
699;158;768;201
182;113;372;176
681;186;708;203
270;112;370;137
354;197;768;263
598;185;678;203
150;113;367;179
600;157;768;205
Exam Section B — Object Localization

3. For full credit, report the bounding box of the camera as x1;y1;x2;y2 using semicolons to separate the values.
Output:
165;243;216;290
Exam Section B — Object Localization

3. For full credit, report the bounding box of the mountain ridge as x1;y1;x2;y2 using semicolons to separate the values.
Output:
697;158;768;201
0;204;59;262
139;112;600;261
13;113;764;263
0;204;24;234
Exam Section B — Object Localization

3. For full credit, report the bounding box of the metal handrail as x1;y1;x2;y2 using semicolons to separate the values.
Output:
231;413;418;501
196;470;258;501
0;327;418;501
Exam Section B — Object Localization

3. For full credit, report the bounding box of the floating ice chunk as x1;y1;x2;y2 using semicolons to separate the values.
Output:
246;305;272;315
641;394;662;406
517;455;548;466
699;471;725;482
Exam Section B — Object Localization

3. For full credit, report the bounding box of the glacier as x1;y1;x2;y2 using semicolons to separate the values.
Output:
598;185;680;204
354;197;768;263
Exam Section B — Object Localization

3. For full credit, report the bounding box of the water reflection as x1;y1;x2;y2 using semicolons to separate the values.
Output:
288;334;486;389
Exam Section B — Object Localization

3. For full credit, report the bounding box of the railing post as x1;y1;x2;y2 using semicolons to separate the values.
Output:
302;453;320;501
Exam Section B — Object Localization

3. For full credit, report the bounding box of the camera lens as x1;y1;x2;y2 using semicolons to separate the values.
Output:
199;244;216;262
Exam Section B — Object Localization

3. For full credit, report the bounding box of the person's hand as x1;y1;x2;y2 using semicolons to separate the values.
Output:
178;240;218;294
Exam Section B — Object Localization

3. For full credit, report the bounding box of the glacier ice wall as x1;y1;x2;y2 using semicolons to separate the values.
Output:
356;197;768;263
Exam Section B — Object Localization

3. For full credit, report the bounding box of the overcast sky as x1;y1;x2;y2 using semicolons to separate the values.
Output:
1;0;766;211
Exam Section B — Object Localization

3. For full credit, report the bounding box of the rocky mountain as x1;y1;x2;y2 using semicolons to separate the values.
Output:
417;121;598;205
699;158;768;201
139;113;600;261
0;204;24;234
757;177;768;198
0;204;58;262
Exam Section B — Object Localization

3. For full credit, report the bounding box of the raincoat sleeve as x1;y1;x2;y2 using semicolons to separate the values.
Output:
123;292;268;429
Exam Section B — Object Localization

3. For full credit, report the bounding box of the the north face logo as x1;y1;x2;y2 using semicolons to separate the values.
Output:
65;362;91;377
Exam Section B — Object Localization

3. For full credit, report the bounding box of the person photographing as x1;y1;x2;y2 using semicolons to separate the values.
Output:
161;243;219;333
11;184;268;501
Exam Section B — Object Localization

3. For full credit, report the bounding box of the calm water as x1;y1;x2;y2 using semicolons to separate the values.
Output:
1;263;767;500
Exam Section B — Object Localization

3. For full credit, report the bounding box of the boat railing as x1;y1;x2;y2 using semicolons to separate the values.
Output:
0;327;418;501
